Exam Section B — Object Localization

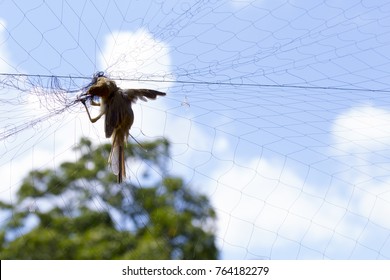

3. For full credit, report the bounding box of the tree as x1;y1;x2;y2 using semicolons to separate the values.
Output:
0;138;218;259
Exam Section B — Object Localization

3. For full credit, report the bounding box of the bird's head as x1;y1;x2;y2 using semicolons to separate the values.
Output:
91;77;118;97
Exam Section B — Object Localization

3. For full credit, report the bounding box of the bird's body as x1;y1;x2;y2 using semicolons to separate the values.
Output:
80;76;165;183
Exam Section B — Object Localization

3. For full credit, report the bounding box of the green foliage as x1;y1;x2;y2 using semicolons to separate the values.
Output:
0;138;218;259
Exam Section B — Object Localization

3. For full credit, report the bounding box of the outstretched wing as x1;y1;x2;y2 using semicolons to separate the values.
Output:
124;89;166;103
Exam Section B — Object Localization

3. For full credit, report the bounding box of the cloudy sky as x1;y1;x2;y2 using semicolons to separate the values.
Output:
1;0;390;259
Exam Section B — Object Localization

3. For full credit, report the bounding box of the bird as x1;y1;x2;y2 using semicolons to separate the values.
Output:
79;75;166;183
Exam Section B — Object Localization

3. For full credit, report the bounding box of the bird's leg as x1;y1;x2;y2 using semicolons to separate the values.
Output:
81;99;104;123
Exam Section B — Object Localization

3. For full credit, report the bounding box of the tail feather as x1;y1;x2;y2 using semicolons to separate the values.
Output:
118;145;125;183
109;132;126;183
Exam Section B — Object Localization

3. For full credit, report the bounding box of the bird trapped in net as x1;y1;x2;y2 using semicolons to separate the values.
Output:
78;74;166;183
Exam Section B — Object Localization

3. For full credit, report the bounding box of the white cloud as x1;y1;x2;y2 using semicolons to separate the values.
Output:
100;29;173;90
331;105;390;225
332;105;390;153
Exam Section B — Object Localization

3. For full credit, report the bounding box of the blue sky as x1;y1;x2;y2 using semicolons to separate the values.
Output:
1;0;390;259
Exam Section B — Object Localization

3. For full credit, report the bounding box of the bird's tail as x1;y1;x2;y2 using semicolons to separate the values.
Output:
109;129;126;183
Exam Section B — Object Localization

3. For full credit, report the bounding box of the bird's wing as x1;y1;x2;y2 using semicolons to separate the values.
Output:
104;91;132;138
104;101;118;138
124;89;166;103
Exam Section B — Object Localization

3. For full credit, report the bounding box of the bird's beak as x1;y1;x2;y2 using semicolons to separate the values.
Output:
76;92;90;102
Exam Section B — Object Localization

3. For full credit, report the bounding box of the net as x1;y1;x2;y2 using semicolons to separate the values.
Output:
1;0;390;259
